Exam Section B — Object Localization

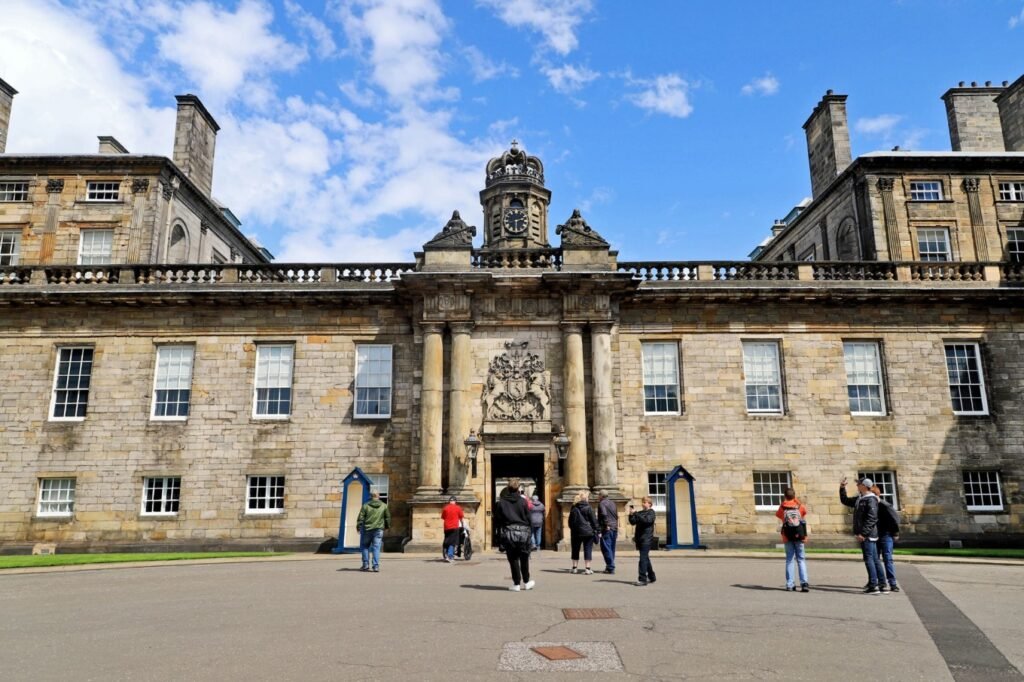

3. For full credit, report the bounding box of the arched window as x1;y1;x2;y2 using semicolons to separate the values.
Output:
168;223;190;263
509;198;524;208
836;218;860;261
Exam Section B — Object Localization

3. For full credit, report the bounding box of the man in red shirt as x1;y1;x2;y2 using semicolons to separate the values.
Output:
440;496;464;562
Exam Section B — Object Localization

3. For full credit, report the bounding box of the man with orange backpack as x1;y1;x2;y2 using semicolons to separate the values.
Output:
776;487;809;592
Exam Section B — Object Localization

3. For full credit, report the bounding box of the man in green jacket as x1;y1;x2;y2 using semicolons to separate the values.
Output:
357;492;391;572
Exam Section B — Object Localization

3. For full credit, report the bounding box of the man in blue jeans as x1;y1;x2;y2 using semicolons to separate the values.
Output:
840;477;883;594
597;490;618;574
356;492;390;572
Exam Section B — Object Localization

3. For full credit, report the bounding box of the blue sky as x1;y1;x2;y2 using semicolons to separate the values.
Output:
1;0;1022;262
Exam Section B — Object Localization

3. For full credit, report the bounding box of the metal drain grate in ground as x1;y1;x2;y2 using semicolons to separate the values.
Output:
498;642;624;672
562;608;619;620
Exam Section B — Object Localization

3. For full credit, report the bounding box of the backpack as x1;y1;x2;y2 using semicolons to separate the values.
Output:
780;505;807;541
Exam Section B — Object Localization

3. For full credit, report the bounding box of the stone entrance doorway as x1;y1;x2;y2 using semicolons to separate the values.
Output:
488;453;545;549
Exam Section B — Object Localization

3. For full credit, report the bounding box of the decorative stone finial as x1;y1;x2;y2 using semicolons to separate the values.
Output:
424;210;477;248
556;208;608;247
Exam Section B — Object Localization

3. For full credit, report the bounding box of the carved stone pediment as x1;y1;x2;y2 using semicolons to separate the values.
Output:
483;341;550;421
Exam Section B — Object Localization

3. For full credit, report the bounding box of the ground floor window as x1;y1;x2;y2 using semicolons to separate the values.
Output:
753;471;791;510
38;478;76;517
858;470;899;508
647;472;668;511
366;474;390;504
246;475;285;513
963;471;1003;512
142;477;181;515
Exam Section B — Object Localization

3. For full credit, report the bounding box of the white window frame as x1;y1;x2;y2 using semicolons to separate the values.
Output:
37;478;76;517
151;345;195;420
354;345;393;419
998;181;1024;202
246;475;285;514
857;470;899;509
753;471;791;511
742;341;784;414
253;344;294;419
962;471;1003;512
49;346;94;421
366;474;390;504
141;477;182;516
78;229;114;265
0;229;21;266
642;342;681;415
85;180;120;202
843;341;887;416
647;471;668;512
909;180;943;201
0;181;29;202
917;227;951;262
1006;227;1024;264
944;342;989;416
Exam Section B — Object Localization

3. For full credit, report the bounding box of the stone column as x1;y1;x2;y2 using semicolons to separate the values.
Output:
964;178;990;261
878;177;902;261
591;322;618;490
446;321;475;497
416;322;444;496
40;179;64;263
561;322;588;490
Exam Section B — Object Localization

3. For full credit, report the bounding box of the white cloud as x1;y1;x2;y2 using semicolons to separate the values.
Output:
577;186;614;213
543;64;599;94
151;0;307;106
741;73;779;96
855;114;903;135
626;74;693;118
285;0;338;59
462;45;519;82
1010;6;1024;28
479;0;593;55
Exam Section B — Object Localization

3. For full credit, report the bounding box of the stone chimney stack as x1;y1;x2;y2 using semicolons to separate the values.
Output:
97;136;129;154
172;94;219;197
771;220;786;236
803;90;852;199
0;77;17;154
941;81;1006;151
996;75;1024;152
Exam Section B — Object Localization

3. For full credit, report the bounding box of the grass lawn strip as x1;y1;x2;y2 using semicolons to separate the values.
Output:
0;552;290;570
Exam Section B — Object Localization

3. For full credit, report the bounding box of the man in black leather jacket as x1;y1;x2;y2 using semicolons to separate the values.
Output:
840;477;883;594
628;497;657;587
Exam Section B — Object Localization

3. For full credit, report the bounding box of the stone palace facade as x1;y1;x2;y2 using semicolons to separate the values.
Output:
1;76;1023;553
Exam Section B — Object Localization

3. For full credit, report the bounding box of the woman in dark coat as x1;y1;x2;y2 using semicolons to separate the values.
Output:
568;490;599;575
493;478;534;591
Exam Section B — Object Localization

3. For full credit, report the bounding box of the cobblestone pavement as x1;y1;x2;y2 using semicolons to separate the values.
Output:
1;553;1021;681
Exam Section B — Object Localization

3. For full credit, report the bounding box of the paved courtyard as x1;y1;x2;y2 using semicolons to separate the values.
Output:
1;553;1022;681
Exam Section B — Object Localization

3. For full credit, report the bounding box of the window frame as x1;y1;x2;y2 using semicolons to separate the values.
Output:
252;343;294;420
85;180;121;202
647;471;668;512
843;341;887;416
799;246;816;262
916;227;951;262
245;475;285;515
49;346;94;421
753;471;792;511
366;474;390;504
857;470;900;509
962;470;1004;512
77;229;115;265
1005;227;1024;264
641;341;682;416
908;180;944;202
0;180;30;202
998;181;1024;202
742;340;785;415
354;344;394;420
37;478;76;518
150;345;195;421
0;229;21;266
943;342;989;416
141;476;182;516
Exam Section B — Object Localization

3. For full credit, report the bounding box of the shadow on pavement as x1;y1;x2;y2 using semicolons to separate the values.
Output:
335;568;369;572
595;579;636;586
460;584;512;591
731;584;789;592
804;584;864;594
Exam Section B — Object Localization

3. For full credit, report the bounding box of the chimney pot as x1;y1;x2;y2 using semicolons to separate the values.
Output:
1004;81;1010;87
942;83;1006;151
172;94;219;197
826;89;833;96
959;81;965;87
97;136;129;154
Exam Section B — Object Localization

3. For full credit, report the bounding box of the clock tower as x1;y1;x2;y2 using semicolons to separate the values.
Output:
479;140;552;249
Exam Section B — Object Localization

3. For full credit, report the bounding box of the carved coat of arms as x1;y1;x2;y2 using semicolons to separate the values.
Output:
483;341;551;421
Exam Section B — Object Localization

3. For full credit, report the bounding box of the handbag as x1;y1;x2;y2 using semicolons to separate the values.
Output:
500;524;532;550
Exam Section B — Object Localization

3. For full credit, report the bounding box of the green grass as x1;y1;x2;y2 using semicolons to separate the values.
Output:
0;552;290;570
748;547;1024;559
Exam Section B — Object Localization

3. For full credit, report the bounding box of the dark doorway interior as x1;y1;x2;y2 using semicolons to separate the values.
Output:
490;454;545;548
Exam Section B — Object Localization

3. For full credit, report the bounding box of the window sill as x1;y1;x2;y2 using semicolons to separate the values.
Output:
965;508;1005;514
76;199;123;205
907;199;953;204
747;413;786;419
140;513;180;519
149;417;189;423
353;414;392;421
850;413;891;419
643;411;683;418
755;507;780;513
952;413;991;419
48;417;86;423
251;416;292;423
31;514;74;523
240;511;287;520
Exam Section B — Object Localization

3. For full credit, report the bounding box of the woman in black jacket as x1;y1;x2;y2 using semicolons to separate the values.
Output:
569;490;600;574
628;497;657;586
493;478;534;591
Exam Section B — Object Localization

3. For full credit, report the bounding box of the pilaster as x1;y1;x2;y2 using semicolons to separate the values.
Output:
963;177;990;261
878;177;902;261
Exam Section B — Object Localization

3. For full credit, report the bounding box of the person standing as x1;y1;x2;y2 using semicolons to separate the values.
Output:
840;477;883;594
775;487;809;592
494;477;534;591
597;490;618;575
440;496;464;563
628;497;657;586
568;490;599;575
356;491;390;573
529;494;545;550
872;484;901;593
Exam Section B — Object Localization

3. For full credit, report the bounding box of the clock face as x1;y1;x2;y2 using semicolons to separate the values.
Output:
503;208;527;234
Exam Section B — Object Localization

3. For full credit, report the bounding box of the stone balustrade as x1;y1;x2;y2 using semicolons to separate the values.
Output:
617;260;1017;284
470;248;563;270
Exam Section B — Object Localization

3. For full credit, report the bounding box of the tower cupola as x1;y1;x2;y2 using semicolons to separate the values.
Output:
479;140;552;250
